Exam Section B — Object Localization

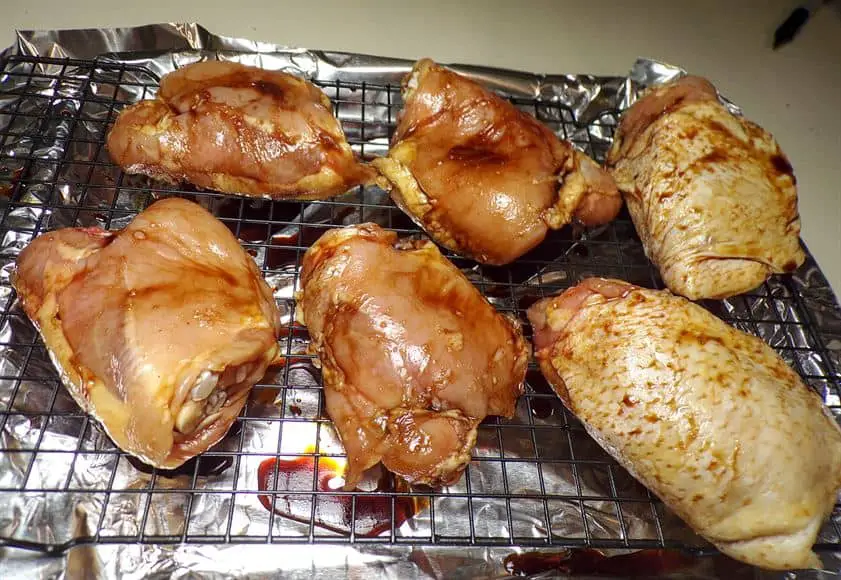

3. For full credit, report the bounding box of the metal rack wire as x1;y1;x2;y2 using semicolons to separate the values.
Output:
0;54;839;557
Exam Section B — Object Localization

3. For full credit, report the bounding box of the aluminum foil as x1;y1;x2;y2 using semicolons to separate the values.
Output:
1;23;840;580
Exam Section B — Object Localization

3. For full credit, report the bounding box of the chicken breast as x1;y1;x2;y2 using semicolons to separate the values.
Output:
13;198;281;468
373;59;621;265
297;223;528;487
606;76;805;299
107;61;373;199
528;278;841;570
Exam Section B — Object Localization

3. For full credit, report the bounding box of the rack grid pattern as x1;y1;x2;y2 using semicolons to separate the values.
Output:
0;55;839;556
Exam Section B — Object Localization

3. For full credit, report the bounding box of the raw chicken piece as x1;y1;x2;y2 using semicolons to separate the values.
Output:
528;278;841;570
13;198;281;469
297;224;528;487
606;76;805;299
373;59;621;265
107;61;373;199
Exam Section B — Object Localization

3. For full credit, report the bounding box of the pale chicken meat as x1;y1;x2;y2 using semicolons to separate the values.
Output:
606;76;805;299
373;59;621;265
528;278;841;570
13;198;281;469
107;61;373;199
297;224;528;487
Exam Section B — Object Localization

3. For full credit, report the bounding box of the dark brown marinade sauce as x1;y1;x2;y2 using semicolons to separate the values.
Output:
526;369;555;419
250;80;285;99
257;456;426;536
770;153;796;185
503;548;694;577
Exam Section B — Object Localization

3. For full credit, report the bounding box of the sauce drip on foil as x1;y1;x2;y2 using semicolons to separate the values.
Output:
257;455;426;536
503;548;693;577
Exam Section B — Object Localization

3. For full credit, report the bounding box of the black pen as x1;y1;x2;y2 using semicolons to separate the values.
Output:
773;0;835;49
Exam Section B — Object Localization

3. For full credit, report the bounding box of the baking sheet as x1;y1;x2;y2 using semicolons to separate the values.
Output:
0;23;840;580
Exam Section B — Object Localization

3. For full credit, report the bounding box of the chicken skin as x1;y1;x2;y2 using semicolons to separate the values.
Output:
13;198;281;468
373;59;621;265
107;61;373;199
528;278;841;570
606;76;805;299
297;224;528;487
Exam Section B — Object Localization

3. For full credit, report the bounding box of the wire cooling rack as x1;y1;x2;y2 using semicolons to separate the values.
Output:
1;54;840;557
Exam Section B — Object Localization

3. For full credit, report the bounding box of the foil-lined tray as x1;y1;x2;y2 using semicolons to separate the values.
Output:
0;23;840;580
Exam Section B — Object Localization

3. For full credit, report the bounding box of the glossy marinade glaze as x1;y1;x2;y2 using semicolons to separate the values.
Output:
528;278;841;570
12;198;281;468
296;223;528;487
374;59;621;265
107;61;373;199
607;76;805;299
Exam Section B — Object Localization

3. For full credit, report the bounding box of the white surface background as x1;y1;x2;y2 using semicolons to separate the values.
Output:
4;0;841;295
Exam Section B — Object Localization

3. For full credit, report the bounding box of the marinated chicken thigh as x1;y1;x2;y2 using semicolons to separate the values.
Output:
373;59;621;265
13;198;281;468
107;61;373;199
297;224;528;487
528;278;841;570
607;76;805;299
